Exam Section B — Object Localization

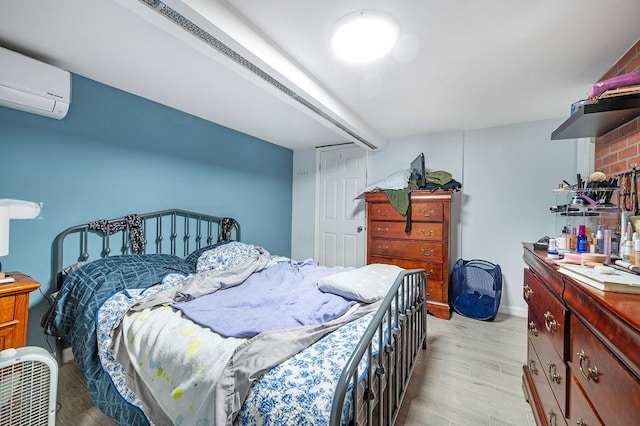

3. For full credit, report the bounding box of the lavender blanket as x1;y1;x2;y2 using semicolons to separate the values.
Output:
173;260;356;338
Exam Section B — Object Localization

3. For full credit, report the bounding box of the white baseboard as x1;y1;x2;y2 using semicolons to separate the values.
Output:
498;305;527;318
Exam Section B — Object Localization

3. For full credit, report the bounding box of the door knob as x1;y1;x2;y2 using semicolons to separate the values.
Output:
357;226;363;233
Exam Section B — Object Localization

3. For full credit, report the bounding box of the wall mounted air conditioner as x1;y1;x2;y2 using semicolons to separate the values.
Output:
0;46;71;119
0;347;58;426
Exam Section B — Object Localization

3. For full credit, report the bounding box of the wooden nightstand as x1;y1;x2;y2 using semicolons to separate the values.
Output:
0;272;40;350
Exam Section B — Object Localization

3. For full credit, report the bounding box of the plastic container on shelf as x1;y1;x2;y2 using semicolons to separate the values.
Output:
551;187;620;255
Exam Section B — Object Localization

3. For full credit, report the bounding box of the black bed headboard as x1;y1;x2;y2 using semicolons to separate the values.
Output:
52;209;240;289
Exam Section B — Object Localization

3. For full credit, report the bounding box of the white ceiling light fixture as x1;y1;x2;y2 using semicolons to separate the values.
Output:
330;10;400;63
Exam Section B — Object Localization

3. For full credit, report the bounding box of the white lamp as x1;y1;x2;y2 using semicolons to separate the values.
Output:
0;199;42;282
330;10;400;63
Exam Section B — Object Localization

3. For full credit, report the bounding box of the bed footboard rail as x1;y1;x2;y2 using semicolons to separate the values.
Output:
330;268;427;426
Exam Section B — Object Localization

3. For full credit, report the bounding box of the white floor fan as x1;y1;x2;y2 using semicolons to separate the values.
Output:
0;346;57;426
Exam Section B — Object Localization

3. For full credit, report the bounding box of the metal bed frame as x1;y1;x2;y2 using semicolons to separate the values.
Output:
52;209;240;290
332;268;428;425
50;209;427;426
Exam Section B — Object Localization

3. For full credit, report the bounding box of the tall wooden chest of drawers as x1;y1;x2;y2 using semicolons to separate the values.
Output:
365;190;452;320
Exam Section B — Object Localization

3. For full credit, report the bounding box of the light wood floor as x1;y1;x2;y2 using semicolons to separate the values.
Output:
56;312;533;426
397;313;534;425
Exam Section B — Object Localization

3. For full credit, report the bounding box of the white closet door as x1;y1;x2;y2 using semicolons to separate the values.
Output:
316;145;367;267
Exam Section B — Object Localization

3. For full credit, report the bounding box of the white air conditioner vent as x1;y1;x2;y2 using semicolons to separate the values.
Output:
0;46;71;120
0;347;58;426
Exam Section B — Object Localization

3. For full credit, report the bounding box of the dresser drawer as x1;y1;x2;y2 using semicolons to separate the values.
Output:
426;280;444;303
369;239;443;262
0;325;16;350
0;295;15;323
524;268;567;359
569;315;640;425
528;338;569;425
411;202;444;222
569;376;603;426
368;257;443;281
368;202;444;223
369;221;443;241
528;311;568;416
368;204;405;222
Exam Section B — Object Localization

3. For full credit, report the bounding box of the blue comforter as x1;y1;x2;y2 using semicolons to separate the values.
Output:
174;259;355;337
44;254;192;426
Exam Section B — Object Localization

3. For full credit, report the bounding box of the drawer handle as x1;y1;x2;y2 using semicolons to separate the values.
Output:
420;248;434;257
376;245;389;253
523;284;534;300
576;420;587;426
528;321;538;337
577;350;599;382
419;229;434;238
544;311;558;333
376;227;389;234
425;269;434;276
547;362;562;384
420;208;434;218
548;410;557;426
376;209;389;216
528;358;538;375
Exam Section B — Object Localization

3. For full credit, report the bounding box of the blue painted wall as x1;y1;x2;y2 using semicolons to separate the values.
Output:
0;74;292;347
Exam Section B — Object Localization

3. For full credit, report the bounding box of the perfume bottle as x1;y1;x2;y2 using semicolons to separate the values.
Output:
577;225;588;253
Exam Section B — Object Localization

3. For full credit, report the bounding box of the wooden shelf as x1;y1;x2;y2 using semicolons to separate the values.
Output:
551;94;640;140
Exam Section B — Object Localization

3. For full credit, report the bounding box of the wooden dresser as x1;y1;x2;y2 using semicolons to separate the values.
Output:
0;272;40;350
365;190;452;320
522;244;640;425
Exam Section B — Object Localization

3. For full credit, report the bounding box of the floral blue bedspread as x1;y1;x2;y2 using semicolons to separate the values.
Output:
239;311;378;425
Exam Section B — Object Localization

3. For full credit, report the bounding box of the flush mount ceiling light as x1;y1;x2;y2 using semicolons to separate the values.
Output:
330;10;400;63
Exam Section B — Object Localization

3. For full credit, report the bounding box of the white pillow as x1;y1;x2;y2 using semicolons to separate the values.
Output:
317;264;405;303
354;169;411;199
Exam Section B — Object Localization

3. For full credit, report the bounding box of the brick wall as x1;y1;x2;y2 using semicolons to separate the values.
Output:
595;39;640;175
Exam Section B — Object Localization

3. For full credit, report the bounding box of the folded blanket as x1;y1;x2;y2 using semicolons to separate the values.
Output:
588;71;640;98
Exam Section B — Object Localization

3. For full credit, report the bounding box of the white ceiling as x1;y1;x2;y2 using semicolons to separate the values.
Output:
1;0;639;150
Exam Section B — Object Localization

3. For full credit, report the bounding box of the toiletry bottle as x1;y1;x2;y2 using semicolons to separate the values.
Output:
569;227;577;251
596;229;604;254
624;240;633;261
603;229;612;263
547;238;559;259
557;230;569;251
635;239;640;268
577;225;587;253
